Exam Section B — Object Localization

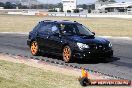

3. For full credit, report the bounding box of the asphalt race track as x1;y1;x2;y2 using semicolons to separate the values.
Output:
0;33;132;80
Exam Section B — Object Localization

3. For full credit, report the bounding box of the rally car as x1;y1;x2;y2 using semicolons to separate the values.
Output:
27;20;113;62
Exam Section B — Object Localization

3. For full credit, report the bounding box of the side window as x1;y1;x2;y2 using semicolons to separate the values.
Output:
51;25;59;34
60;24;76;34
38;23;52;34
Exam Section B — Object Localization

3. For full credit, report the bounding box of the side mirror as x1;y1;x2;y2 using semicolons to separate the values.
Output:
92;32;95;35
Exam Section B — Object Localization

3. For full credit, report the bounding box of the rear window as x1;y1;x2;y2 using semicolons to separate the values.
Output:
38;22;59;34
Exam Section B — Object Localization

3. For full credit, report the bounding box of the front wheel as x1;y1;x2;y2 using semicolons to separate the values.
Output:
63;46;73;63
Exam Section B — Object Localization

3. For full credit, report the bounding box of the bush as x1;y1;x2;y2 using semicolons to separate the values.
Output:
48;9;57;12
73;9;79;13
60;9;64;12
88;9;91;13
67;10;71;13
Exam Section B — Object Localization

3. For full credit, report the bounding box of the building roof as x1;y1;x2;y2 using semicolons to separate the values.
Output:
99;2;132;9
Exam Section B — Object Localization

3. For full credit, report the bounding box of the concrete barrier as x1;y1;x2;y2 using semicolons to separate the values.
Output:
8;12;22;15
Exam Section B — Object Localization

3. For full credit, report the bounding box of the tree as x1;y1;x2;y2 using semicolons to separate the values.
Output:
56;3;63;8
73;9;79;13
4;2;13;9
17;3;29;9
88;9;91;13
0;2;5;7
98;0;116;2
98;0;109;2
87;4;95;10
67;10;71;13
82;4;88;9
56;3;63;12
109;0;116;2
36;4;44;9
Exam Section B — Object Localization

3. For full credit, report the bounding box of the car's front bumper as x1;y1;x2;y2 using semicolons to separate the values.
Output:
73;50;113;59
27;39;31;46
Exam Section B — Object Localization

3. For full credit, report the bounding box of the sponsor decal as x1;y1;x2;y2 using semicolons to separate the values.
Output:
78;68;131;86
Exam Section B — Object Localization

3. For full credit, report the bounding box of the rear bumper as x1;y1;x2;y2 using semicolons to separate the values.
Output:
73;50;113;59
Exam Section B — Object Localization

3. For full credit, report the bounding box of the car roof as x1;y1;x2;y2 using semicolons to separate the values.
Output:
39;20;79;24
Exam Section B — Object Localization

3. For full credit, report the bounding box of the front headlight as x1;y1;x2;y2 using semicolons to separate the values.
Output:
77;43;89;50
109;42;112;47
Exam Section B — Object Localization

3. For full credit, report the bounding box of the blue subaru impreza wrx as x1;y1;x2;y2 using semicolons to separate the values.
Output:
27;20;113;62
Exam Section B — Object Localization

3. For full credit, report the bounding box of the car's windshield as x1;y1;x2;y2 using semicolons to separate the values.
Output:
58;23;94;36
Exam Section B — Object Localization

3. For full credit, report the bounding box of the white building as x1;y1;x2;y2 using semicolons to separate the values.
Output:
99;2;132;12
95;1;115;10
62;0;77;12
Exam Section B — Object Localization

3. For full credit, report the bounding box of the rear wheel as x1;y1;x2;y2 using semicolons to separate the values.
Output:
30;41;40;56
63;46;73;63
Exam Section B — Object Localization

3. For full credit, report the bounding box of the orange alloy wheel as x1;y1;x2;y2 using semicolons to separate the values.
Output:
31;41;38;55
63;46;71;62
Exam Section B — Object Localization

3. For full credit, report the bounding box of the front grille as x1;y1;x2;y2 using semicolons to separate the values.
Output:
89;44;109;51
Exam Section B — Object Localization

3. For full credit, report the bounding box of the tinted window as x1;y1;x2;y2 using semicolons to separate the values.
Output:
77;24;93;36
38;23;52;34
58;23;93;36
38;23;59;34
51;25;60;33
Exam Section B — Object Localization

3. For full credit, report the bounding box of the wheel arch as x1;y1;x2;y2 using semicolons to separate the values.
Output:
62;43;70;51
30;39;36;47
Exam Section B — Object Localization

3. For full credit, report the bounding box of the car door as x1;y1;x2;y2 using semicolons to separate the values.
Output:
36;22;53;52
47;24;63;54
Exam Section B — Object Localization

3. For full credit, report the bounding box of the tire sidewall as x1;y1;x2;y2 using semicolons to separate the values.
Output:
30;41;39;56
63;45;73;63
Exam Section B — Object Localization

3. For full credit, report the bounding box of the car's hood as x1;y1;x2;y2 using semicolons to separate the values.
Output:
67;35;109;44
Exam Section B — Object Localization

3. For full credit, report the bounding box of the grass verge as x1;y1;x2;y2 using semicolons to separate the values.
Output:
0;56;131;88
0;15;132;37
0;60;81;88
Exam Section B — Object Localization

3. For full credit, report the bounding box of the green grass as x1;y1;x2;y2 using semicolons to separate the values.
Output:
0;15;132;37
0;59;131;88
0;60;82;88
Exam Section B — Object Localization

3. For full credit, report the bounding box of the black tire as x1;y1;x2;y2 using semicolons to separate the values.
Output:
30;41;40;56
79;77;90;86
62;45;73;63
